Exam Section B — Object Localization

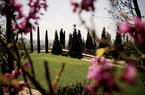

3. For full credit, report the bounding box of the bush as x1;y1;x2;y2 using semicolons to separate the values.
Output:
56;82;90;95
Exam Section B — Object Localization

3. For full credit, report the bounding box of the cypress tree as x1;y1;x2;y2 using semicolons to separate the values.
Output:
30;31;33;53
114;33;122;47
82;38;86;49
78;30;84;49
52;30;62;55
37;26;40;53
67;33;73;50
99;27;107;48
45;30;48;53
106;32;112;46
86;31;94;50
69;25;82;59
60;28;65;48
63;31;65;48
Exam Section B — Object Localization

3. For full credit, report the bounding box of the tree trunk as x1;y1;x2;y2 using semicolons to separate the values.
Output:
133;0;141;18
37;26;40;53
6;0;14;73
30;31;33;53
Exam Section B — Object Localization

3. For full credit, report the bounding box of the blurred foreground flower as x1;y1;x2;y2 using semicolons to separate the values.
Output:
70;0;96;12
2;0;48;34
87;57;137;95
122;63;137;85
118;17;145;44
1;61;31;93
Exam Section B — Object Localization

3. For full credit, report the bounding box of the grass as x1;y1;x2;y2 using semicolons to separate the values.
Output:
28;52;145;94
29;52;91;88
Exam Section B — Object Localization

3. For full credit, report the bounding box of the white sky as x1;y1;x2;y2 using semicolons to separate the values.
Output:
21;0;145;41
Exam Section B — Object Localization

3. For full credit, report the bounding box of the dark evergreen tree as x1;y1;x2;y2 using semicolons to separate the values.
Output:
45;30;48;53
106;32;112;46
69;25;82;59
52;30;62;55
99;27;107;48
30;31;33;53
64;31;65;48
114;33;122;47
82;38;86;49
37;26;40;53
86;31;94;50
67;33;73;50
60;28;65;48
78;30;84;49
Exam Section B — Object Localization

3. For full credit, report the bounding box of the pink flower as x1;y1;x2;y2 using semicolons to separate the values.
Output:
12;69;23;77
98;56;106;63
70;0;96;12
70;0;79;12
4;73;13;78
122;63;137;85
118;21;131;34
81;0;96;11
87;63;101;79
25;62;31;68
3;0;48;34
87;83;97;95
87;57;120;95
118;17;145;44
91;57;97;64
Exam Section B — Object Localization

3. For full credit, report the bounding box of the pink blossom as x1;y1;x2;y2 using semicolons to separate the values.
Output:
87;62;101;79
4;73;13;78
4;80;26;92
118;17;145;44
3;0;48;34
98;56;106;63
12;69;23;77
16;80;26;91
87;83;97;95
70;0;79;12
91;57;97;64
81;0;96;11
25;62;31;68
118;21;131;34
122;63;137;85
87;57;119;95
70;0;96;12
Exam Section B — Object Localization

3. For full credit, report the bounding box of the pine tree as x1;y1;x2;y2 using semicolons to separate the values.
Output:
69;25;82;59
52;30;62;55
86;31;94;50
30;31;33;53
99;27;107;48
60;28;65;48
37;26;40;53
67;33;73;50
45;30;48;53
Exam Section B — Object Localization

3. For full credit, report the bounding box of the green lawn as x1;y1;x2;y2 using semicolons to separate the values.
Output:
30;52;91;88
29;52;145;95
